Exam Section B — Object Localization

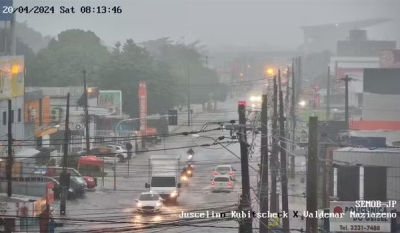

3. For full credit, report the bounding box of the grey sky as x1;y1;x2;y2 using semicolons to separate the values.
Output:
15;0;400;50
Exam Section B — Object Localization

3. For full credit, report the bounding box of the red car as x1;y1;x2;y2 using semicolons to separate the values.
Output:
44;167;97;189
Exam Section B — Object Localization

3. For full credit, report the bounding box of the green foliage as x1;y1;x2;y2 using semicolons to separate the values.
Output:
27;29;109;86
97;39;178;117
47;158;56;166
23;28;226;116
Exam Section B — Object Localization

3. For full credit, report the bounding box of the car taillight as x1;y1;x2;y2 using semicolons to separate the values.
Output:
213;171;217;175
211;182;215;186
228;182;232;186
229;171;233;176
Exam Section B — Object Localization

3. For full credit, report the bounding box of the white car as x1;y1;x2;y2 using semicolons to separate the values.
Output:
108;145;130;161
213;165;236;181
210;175;234;193
135;192;164;213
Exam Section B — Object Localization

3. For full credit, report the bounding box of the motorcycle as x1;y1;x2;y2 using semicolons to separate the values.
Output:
180;174;189;186
186;165;194;177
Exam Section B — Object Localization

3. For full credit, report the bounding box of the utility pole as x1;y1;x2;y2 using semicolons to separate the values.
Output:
278;75;290;231
83;70;90;155
270;76;278;213
326;66;331;120
60;93;71;215
259;95;269;233
7;99;12;197
342;75;351;130
238;101;252;233
290;59;296;178
187;64;191;126
306;116;319;233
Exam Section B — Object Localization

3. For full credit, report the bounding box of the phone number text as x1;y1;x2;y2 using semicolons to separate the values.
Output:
339;224;381;231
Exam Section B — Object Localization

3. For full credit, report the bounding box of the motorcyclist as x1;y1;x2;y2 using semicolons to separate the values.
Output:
187;148;194;155
185;162;193;177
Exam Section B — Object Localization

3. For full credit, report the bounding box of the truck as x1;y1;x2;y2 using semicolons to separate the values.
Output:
145;155;181;203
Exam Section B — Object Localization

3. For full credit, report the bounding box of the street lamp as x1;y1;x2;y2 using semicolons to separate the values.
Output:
266;68;274;76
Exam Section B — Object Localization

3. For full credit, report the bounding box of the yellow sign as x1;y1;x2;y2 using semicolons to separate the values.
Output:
0;56;24;100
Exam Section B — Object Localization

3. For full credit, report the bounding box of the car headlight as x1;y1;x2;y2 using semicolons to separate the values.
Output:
137;202;142;207
156;202;162;207
68;188;73;192
170;192;177;197
87;178;94;182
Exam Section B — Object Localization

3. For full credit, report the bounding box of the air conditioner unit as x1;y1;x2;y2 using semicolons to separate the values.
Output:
50;108;62;123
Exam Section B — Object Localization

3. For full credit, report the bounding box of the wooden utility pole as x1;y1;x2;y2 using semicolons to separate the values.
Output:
7;99;12;197
306;116;319;233
326;66;331;120
270;76;278;213
259;95;269;233
278;74;290;231
238;101;252;233
60;93;71;215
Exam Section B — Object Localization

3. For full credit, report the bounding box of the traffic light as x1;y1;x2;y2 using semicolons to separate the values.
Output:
168;109;178;125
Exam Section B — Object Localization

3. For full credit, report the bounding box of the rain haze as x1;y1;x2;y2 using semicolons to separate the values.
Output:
16;0;400;49
1;0;400;232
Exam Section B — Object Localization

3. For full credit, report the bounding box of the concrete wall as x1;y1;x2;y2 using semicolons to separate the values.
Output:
0;96;34;156
0;182;46;197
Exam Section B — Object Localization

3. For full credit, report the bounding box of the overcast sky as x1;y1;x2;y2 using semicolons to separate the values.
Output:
15;0;400;50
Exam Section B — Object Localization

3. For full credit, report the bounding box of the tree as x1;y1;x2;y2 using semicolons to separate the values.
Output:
97;39;178;117
142;39;227;106
16;21;51;52
27;29;110;87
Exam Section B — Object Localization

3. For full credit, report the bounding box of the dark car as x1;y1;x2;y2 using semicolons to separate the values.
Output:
41;176;76;199
54;176;87;197
44;167;97;189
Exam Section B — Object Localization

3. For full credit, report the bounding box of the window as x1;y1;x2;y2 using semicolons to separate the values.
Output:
2;111;5;125
11;110;14;123
18;109;21;122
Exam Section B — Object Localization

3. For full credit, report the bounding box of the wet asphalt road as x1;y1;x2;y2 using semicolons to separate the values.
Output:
53;98;250;233
52;96;307;233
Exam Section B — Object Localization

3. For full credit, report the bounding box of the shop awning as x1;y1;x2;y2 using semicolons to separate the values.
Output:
35;126;58;137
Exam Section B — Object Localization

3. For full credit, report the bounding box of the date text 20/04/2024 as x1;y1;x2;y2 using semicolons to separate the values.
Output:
2;6;122;14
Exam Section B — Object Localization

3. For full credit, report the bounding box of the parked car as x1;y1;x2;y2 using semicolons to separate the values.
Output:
41;176;76;199
107;145;130;161
42;167;97;189
53;176;87;197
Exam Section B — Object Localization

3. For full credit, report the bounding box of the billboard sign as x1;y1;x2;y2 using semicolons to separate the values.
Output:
0;0;13;21
0;56;24;100
138;81;148;131
98;90;122;116
329;201;393;232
